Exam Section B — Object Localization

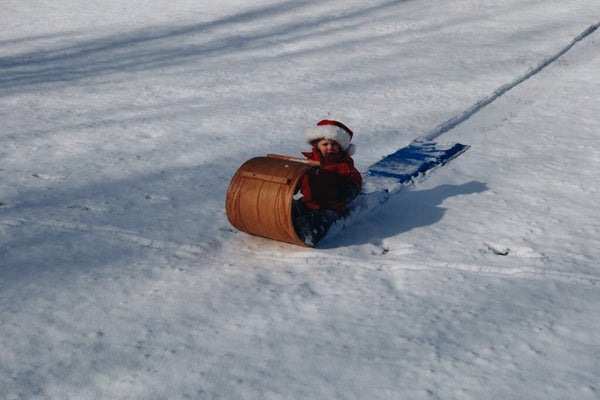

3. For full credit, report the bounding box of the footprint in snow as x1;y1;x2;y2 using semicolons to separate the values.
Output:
484;241;542;258
67;204;107;212
32;173;66;181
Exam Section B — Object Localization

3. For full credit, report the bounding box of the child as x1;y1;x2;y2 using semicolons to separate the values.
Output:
293;120;362;244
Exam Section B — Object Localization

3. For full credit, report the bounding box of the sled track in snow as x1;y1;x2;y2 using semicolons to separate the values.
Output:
2;217;213;259
302;255;600;288
413;261;600;288
422;22;600;142
222;246;600;288
4;217;599;288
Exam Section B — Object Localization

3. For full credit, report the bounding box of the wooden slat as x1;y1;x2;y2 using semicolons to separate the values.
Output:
267;153;320;165
240;171;291;185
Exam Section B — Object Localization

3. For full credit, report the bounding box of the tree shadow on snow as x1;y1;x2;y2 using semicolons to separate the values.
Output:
0;159;236;286
0;0;410;94
323;180;488;248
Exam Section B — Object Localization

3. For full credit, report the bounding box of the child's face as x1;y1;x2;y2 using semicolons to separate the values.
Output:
316;139;341;158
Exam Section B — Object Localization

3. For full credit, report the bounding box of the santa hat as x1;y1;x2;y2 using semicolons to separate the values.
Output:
304;120;355;155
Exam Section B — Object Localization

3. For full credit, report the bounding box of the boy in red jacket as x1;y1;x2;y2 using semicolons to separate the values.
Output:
293;120;362;245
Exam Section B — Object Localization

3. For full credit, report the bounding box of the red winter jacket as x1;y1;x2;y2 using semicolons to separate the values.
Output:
299;147;362;214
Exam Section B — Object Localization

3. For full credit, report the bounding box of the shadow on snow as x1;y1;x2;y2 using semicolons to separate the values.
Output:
323;181;488;248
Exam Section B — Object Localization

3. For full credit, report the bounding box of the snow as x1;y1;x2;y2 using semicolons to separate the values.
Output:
1;0;600;398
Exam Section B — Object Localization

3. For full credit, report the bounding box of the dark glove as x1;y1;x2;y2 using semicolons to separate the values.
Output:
338;183;358;201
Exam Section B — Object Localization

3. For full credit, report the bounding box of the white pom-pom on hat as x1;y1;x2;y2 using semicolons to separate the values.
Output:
305;120;355;155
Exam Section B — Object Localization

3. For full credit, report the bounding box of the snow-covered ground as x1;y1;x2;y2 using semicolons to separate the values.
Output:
2;1;600;398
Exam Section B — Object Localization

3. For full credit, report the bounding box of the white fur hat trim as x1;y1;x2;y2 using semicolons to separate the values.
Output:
305;124;351;151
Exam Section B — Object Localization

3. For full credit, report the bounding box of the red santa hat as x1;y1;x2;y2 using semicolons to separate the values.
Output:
304;120;355;155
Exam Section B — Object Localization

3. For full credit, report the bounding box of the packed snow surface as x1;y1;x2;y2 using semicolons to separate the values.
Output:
1;1;600;399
